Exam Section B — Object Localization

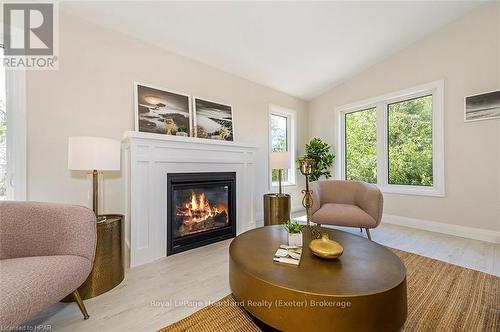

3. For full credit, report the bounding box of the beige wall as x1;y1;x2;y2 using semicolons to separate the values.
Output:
26;13;308;216
25;4;500;232
309;3;500;231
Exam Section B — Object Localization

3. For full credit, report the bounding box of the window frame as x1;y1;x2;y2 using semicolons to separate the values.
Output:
269;105;297;189
338;80;444;197
0;41;27;201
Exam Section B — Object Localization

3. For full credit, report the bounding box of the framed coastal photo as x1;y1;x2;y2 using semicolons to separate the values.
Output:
464;90;500;122
134;83;192;136
193;97;234;141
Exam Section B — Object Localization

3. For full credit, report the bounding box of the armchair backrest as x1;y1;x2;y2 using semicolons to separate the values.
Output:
0;201;97;262
311;180;383;225
313;180;358;205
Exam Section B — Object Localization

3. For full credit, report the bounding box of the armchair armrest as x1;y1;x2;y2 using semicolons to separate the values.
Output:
355;183;384;226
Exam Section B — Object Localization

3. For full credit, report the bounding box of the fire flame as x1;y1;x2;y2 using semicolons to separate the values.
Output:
178;192;226;225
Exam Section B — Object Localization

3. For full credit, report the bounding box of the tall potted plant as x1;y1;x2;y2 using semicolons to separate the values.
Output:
298;138;335;182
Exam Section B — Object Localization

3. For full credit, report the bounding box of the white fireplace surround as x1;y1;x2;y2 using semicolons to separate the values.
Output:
123;131;258;267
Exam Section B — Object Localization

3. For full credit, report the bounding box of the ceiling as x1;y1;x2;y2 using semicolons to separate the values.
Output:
62;1;482;100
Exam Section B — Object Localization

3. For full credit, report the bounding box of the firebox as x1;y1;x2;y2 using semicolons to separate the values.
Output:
167;172;236;255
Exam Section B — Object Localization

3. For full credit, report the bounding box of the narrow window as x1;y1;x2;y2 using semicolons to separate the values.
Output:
271;114;289;183
269;106;296;187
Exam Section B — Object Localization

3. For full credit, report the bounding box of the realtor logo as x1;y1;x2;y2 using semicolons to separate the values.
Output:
2;2;58;69
4;3;53;55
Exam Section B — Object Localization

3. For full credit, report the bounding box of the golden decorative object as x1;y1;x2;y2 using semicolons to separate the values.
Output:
219;127;229;140
299;158;315;226
165;118;175;135
308;233;344;259
63;214;124;301
299;158;314;176
263;193;291;225
196;125;208;138
229;225;408;332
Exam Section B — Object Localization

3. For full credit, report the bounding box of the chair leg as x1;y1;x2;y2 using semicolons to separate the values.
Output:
359;227;363;232
72;290;89;320
365;228;372;241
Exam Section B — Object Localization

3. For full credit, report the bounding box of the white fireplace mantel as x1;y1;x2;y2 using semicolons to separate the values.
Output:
122;131;258;267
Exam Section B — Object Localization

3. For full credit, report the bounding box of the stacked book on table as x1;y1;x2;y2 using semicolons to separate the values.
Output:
273;245;302;266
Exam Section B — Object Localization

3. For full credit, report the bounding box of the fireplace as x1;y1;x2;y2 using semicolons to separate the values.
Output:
167;172;236;255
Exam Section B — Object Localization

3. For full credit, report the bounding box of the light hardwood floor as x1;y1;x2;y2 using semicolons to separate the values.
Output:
26;221;500;332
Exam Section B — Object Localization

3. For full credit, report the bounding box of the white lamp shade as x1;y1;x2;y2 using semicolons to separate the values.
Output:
270;152;291;170
68;136;121;171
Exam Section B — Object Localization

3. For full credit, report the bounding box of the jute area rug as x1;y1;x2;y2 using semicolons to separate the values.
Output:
159;249;500;332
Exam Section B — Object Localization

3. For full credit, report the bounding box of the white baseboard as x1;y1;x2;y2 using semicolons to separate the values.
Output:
255;205;304;223
383;214;500;244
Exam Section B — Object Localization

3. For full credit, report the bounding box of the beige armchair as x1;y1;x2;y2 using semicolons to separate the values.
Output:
310;180;383;240
0;201;97;329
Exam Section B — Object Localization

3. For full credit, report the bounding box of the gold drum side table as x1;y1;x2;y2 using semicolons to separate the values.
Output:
263;193;291;225
63;214;124;301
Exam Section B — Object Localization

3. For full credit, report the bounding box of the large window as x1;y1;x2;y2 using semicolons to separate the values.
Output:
269;105;296;187
339;81;444;196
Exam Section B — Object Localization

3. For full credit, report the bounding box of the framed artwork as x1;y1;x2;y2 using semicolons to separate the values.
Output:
464;90;500;122
193;97;234;141
135;82;192;136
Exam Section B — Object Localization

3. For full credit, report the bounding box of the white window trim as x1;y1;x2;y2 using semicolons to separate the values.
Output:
337;80;445;197
269;105;297;189
1;36;27;200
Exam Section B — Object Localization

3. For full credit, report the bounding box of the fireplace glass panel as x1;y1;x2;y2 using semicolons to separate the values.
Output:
173;185;229;239
167;172;236;255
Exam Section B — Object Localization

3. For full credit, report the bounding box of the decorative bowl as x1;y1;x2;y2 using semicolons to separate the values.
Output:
308;233;343;259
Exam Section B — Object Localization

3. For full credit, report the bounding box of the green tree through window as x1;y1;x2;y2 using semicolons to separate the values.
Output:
344;96;433;187
388;95;433;186
345;108;377;183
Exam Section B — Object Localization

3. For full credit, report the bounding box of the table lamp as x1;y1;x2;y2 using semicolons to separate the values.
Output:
68;136;121;218
270;152;290;195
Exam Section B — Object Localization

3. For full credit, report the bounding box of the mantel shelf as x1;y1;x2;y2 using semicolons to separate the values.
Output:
122;131;258;150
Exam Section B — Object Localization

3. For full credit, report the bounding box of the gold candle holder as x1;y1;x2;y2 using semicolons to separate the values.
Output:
299;158;315;226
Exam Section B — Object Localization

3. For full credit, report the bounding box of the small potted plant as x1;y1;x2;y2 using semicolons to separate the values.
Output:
210;129;222;140
176;125;188;137
283;220;303;247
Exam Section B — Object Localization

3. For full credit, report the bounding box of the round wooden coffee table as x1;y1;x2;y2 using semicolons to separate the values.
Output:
229;225;407;331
